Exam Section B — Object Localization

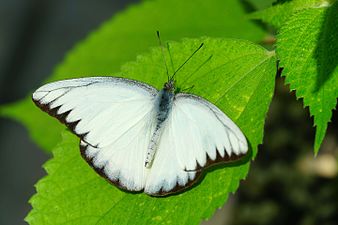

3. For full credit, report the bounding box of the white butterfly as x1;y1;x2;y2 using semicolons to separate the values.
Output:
32;41;248;196
32;76;248;196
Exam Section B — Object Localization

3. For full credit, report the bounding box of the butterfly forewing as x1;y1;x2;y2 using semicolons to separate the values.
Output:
33;77;158;191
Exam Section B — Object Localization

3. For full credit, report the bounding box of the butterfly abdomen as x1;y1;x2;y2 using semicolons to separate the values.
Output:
145;89;174;168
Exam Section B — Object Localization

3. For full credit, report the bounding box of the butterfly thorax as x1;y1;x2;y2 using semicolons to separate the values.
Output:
158;80;175;122
144;81;175;168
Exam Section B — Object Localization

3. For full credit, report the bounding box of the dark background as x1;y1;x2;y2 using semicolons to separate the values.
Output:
0;1;337;225
0;1;138;224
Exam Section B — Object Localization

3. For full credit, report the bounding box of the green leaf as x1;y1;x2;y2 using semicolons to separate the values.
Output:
25;38;276;225
245;0;276;11
277;2;338;154
249;0;330;28
0;0;266;151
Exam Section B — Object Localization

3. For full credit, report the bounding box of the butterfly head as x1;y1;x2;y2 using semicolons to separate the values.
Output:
164;79;176;93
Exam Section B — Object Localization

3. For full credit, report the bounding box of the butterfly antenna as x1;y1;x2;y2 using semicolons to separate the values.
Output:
156;31;170;81
181;85;195;93
167;42;175;73
180;54;213;86
170;43;204;80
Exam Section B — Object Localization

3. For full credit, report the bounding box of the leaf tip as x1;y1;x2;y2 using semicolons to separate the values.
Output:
314;122;328;155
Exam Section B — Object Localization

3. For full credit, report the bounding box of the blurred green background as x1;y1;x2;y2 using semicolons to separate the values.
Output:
0;0;337;225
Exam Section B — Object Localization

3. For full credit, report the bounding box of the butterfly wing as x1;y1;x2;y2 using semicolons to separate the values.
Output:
145;93;248;196
33;77;158;191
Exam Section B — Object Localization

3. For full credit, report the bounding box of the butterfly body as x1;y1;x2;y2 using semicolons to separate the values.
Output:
32;77;248;196
146;82;175;168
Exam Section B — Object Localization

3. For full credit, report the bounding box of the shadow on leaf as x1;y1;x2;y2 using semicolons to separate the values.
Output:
313;1;338;92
